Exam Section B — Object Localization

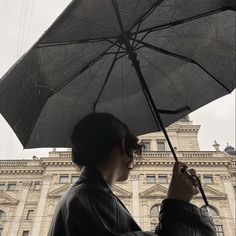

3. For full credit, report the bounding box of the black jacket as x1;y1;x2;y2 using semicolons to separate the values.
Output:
48;166;216;236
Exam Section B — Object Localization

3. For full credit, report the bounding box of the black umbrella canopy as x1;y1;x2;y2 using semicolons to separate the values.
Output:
0;0;235;148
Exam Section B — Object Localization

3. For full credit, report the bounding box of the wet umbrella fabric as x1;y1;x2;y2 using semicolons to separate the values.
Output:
0;0;235;148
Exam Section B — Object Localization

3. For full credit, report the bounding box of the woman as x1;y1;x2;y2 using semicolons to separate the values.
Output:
48;113;216;236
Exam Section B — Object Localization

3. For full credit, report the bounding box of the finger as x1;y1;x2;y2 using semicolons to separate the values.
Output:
192;186;199;195
188;168;197;176
173;161;188;174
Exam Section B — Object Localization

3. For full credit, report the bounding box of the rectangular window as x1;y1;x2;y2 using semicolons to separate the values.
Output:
158;175;168;183
150;223;156;232
71;175;79;183
0;184;5;191
146;175;156;184
157;141;165;151
26;210;34;220
22;231;29;236
59;175;69;183
34;182;40;190
0;228;3;236
143;141;151;151
7;183;17;191
233;186;236;193
215;225;224;236
203;176;213;184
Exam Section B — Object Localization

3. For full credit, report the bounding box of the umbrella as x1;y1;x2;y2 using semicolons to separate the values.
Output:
0;0;235;148
0;1;235;205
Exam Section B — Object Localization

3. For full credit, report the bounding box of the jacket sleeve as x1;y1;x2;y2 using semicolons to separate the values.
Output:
155;199;217;236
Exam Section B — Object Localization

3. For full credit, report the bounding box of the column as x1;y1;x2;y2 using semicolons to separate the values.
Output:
9;181;32;236
151;139;157;151
221;175;235;223
131;174;140;224
32;174;52;236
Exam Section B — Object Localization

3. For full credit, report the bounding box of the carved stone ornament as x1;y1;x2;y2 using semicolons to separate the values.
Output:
0;195;6;202
130;175;139;181
43;174;53;181
221;175;230;182
150;217;159;223
22;181;33;188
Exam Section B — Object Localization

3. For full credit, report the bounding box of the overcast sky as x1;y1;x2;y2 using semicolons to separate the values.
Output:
0;0;235;160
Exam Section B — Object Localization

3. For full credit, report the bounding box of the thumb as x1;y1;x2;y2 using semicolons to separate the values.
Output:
173;161;188;175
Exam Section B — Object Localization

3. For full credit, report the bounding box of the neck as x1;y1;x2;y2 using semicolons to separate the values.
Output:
96;164;118;188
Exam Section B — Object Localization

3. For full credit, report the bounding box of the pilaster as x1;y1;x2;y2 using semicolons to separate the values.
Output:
221;175;235;223
9;181;32;236
131;174;140;224
32;174;52;236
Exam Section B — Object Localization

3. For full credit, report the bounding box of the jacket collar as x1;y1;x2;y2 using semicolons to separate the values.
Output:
78;165;111;192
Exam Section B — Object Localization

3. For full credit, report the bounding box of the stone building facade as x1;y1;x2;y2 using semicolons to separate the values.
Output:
0;118;235;236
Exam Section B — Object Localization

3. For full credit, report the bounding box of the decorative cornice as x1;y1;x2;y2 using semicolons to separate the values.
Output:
41;161;74;167
0;151;232;170
193;185;227;200
135;160;229;167
48;184;71;198
112;185;132;198
0;169;44;174
166;127;200;132
0;161;28;167
140;184;168;198
0;192;19;205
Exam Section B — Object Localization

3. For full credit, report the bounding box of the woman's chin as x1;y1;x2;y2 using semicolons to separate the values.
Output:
117;170;130;182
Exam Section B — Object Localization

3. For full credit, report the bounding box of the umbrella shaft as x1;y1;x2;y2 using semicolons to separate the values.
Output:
111;0;178;161
132;58;179;162
111;0;209;207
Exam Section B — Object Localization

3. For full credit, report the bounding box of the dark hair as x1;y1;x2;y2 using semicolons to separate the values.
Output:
70;113;142;166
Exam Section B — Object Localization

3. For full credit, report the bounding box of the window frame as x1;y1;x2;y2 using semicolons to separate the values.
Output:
71;175;79;183
0;210;6;221
0;183;5;191
142;140;151;151
26;210;34;220
203;175;214;184
7;183;17;191
150;204;161;217
33;181;41;191
158;175;168;184
22;230;29;236
146;174;156;184
59;175;69;184
215;224;224;236
156;140;165;151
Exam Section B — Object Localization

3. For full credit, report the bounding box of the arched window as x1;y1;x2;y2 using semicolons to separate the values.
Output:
201;206;224;236
150;204;160;217
0;210;6;221
201;205;219;217
150;204;160;232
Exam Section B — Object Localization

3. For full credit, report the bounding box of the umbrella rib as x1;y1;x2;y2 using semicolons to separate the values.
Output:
128;0;165;32
35;1;164;49
24;45;116;147
48;45;114;98
157;106;191;114
93;47;121;111
132;38;231;93
132;7;235;35
132;38;194;63
35;37;122;49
